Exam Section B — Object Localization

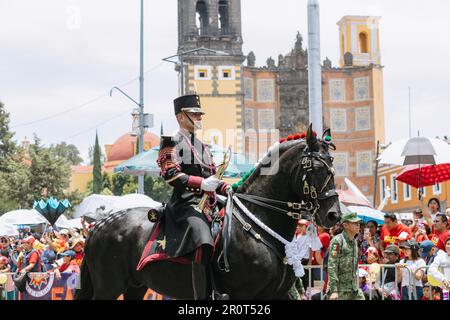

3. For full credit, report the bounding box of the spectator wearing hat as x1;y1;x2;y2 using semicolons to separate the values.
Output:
45;229;69;257
380;213;411;251
326;212;365;300
420;240;437;266
70;237;85;267
41;247;57;272
54;250;80;279
430;214;450;252
428;236;450;297
380;245;401;300
20;236;41;273
396;240;426;300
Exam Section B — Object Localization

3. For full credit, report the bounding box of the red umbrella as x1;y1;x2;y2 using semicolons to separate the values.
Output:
396;163;450;188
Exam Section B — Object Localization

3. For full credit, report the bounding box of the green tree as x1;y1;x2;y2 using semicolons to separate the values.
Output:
27;135;71;206
0;101;17;170
49;142;83;165
111;173;135;196
145;176;171;202
92;132;102;194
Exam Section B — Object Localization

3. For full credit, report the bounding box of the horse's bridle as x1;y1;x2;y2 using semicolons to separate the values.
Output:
234;145;337;221
294;149;338;224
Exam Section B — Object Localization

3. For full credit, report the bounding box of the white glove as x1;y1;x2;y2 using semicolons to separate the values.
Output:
201;176;221;192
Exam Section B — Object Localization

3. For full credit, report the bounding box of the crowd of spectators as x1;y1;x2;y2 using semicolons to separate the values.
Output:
0;217;90;299
291;198;450;300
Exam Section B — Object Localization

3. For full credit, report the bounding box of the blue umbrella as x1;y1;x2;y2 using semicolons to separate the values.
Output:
114;146;254;178
33;197;72;226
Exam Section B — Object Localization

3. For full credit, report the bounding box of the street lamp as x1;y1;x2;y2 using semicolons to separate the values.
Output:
162;47;230;95
109;0;147;194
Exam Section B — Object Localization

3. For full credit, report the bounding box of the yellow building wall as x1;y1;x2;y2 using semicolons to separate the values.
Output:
68;172;92;193
187;64;243;153
377;166;450;212
372;68;385;144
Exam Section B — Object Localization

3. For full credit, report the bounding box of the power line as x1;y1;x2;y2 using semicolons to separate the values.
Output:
63;109;132;140
10;62;165;129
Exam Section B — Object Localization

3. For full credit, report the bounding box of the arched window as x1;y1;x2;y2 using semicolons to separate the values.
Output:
195;1;208;35
359;32;368;53
218;1;229;34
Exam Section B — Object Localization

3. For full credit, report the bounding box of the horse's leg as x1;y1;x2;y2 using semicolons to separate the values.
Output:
123;286;148;300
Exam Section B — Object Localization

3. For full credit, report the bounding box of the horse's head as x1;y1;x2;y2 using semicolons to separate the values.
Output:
238;124;341;231
268;125;340;229
297;125;341;228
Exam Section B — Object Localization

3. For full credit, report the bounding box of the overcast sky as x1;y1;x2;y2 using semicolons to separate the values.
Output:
1;0;449;164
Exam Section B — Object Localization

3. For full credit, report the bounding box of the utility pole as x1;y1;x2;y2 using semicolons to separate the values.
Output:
307;0;323;134
408;87;412;138
137;0;145;194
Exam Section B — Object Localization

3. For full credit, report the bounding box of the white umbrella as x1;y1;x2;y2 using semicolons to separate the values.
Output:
73;194;161;218
378;137;450;166
0;223;20;237
0;209;47;225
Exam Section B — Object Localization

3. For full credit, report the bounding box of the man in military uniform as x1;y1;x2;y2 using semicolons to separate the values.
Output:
326;212;365;300
157;94;230;300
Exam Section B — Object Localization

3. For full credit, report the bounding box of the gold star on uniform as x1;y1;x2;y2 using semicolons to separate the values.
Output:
157;237;166;250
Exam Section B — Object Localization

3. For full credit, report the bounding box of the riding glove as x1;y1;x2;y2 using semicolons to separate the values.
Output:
201;176;221;192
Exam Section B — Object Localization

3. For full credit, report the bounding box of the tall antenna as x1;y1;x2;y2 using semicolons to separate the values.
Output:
408;87;412;138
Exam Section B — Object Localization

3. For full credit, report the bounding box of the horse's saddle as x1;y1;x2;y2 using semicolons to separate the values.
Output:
137;196;230;272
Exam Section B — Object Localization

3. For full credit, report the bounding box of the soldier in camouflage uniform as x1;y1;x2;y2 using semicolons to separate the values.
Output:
326;212;365;300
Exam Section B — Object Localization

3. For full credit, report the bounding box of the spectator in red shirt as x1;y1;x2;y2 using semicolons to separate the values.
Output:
54;250;80;279
380;213;411;253
20;236;41;273
430;214;450;252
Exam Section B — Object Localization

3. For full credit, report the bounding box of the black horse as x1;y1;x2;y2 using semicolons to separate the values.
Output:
75;126;341;300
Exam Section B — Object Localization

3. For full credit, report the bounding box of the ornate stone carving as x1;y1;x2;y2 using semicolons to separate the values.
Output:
247;51;256;67
266;56;275;68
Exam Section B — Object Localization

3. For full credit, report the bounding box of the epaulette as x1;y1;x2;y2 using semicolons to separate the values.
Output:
160;135;176;149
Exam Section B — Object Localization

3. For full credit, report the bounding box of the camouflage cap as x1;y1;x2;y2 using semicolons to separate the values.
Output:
340;212;362;223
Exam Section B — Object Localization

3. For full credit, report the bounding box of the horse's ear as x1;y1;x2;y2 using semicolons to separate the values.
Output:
306;124;319;152
322;128;332;141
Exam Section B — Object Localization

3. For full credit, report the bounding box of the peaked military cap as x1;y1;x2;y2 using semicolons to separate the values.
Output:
173;94;205;115
340;212;361;223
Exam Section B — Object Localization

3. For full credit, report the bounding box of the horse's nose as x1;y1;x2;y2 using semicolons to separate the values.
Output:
326;211;340;225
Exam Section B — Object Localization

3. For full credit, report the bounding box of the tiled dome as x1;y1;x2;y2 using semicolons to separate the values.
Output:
107;132;160;162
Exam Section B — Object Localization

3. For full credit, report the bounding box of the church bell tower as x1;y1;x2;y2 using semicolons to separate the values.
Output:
177;0;246;153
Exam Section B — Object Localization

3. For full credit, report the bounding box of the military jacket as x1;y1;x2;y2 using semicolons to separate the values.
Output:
327;231;359;293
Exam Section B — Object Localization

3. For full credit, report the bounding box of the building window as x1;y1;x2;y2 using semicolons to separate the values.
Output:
244;78;254;100
433;183;442;195
332;152;348;177
354;77;370;101
257;79;275;102
380;176;386;202
218;66;235;80
391;174;398;204
245;108;254;130
195;1;208;36
359;32;369;53
329;79;346;102
355;106;371;131
218;1;229;33
329;109;347;132
404;183;411;201
194;65;212;80
258;109;275;129
418;186;426;198
356;151;372;177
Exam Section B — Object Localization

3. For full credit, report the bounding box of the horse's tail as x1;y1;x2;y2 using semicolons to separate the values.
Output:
74;259;94;300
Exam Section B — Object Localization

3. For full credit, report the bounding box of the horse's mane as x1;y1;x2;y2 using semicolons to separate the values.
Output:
232;133;310;192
